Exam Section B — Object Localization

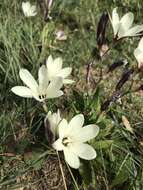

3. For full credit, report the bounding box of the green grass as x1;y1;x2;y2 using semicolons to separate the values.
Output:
0;0;143;189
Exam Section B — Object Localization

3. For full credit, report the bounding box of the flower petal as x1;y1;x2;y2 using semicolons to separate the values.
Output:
58;68;72;78
46;90;63;99
120;12;134;30
138;37;143;49
46;56;63;79
46;110;62;136
38;65;49;91
22;2;37;17
111;8;120;36
47;55;54;65
118;12;134;38
68;114;84;129
125;25;143;37
11;86;33;98
46;77;63;98
134;48;143;68
58;119;68;138
31;5;37;15
66;114;85;138
19;69;38;92
134;48;142;60
64;148;80;169
63;79;75;84
53;57;63;71
52;139;64;151
76;124;99;142
71;143;97;160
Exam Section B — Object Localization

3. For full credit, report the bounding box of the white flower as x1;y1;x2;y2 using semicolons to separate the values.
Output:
11;65;63;102
46;55;74;84
46;110;62;139
53;114;99;169
110;8;143;40
22;1;37;17
55;30;67;41
134;37;143;69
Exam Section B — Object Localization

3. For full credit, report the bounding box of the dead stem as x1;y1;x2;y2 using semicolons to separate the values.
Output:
56;151;68;190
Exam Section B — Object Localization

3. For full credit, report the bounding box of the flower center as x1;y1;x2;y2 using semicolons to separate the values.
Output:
62;137;71;147
39;94;46;100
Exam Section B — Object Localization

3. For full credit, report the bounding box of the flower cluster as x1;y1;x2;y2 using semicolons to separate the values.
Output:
11;54;99;169
22;2;37;17
48;112;99;169
110;8;143;40
12;4;143;170
12;55;73;102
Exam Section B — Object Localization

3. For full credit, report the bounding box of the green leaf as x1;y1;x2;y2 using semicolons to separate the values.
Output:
111;156;134;187
97;119;114;138
73;90;84;111
91;87;101;114
111;171;128;187
79;160;92;186
24;150;45;170
93;140;113;149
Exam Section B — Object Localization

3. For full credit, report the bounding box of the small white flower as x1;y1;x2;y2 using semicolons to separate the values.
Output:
11;65;63;102
46;110;62;139
22;1;37;17
110;8;143;40
53;114;99;169
55;30;67;41
134;37;143;69
46;55;74;84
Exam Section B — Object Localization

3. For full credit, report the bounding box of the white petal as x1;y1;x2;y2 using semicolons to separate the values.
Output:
134;48;143;68
19;69;38;92
58;119;68;138
58;68;72;78
66;114;85;138
123;25;143;37
134;48;142;60
75;124;99;143
46;55;54;66
46;90;63;99
11;86;33;98
30;5;37;15
52;139;64;151
46;110;62;135
46;56;63;79
111;8;120;36
46;77;63;98
53;57;63;71
68;114;84;129
120;12;134;30
138;37;143;49
63;79;75;84
71;143;97;160
118;12;134;38
38;65;49;91
49;77;63;90
64;148;80;169
22;2;30;15
22;2;37;17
